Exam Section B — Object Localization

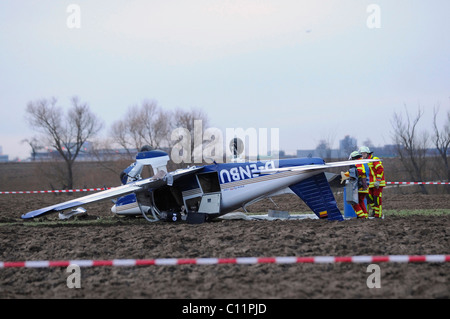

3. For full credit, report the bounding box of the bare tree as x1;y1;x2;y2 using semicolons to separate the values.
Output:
21;137;43;161
111;103;210;167
139;101;172;148
391;105;430;193
315;131;337;160
316;139;332;160
172;107;209;133
171;107;210;162
25;96;104;189
340;135;357;158
432;106;450;180
110;100;171;153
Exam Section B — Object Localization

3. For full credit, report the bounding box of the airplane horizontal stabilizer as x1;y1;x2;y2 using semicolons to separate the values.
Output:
289;172;343;221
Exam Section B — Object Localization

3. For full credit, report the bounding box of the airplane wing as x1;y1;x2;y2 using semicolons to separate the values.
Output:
256;159;378;174
21;166;204;219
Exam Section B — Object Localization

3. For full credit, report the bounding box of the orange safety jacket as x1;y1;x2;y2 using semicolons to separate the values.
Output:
367;154;385;187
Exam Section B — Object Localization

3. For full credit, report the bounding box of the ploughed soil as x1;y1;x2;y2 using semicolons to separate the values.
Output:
0;191;449;301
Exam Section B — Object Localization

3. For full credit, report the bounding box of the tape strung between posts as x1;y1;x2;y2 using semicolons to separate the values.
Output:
387;182;450;185
0;187;113;194
1;182;449;194
1;255;449;268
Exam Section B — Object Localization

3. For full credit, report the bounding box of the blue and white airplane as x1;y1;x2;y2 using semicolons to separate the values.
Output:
21;149;376;223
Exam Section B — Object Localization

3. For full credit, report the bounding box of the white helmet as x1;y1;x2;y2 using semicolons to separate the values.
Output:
349;150;362;160
359;146;372;154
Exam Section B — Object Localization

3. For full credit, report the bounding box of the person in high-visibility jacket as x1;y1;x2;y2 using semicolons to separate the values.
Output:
341;151;369;219
359;146;385;218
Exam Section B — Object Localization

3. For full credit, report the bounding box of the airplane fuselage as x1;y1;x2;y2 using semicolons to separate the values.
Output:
112;157;328;218
21;149;374;222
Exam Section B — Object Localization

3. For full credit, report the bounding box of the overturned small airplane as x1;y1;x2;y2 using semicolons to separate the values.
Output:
21;149;377;224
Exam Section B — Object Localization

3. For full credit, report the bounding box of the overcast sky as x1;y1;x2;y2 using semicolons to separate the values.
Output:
1;0;449;160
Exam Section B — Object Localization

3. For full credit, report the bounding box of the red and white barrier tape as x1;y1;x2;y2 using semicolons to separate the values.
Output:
1;255;449;268
387;182;450;185
0;187;113;194
1;182;449;194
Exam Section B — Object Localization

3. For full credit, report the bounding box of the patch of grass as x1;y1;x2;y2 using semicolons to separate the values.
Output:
1;209;449;227
0;215;147;227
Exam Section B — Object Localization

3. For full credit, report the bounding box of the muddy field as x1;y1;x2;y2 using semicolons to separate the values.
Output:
0;189;449;303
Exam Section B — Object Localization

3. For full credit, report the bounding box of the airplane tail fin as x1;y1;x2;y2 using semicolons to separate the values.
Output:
289;172;343;221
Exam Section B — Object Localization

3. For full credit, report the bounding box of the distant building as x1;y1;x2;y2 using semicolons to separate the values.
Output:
339;135;358;157
33;146;137;162
25;140;448;163
296;149;342;159
369;145;397;158
0;145;8;162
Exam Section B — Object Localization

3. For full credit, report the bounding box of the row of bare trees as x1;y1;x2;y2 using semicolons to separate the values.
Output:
109;100;209;156
24;96;208;189
23;96;449;192
391;105;450;193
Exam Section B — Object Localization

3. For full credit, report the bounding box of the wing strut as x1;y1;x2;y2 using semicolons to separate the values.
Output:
139;191;161;222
